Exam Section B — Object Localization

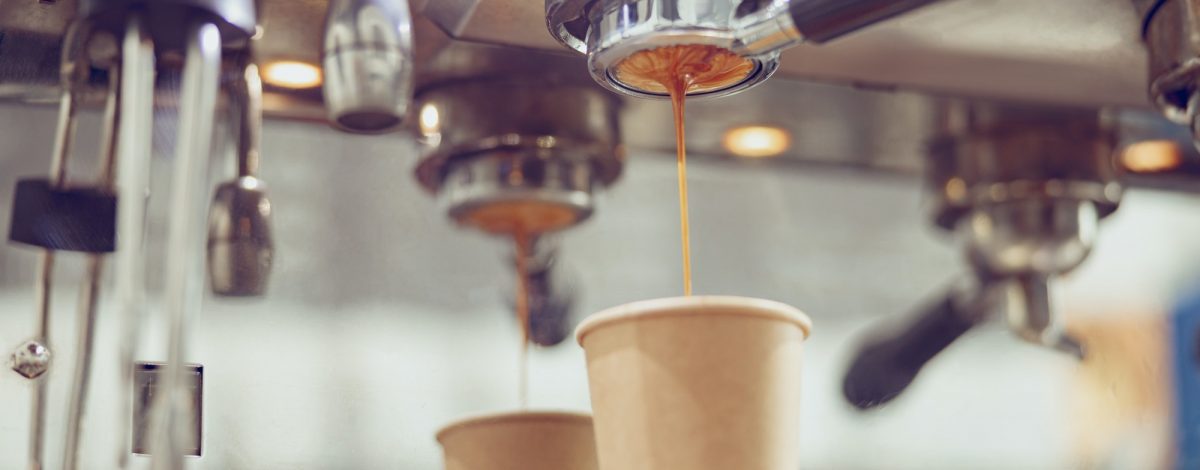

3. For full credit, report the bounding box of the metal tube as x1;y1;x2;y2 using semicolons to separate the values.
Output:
28;61;81;470
150;21;221;470
237;63;262;178
114;15;155;469
62;64;121;470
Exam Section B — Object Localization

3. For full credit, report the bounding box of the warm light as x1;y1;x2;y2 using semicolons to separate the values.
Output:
1121;140;1183;173
722;125;791;158
419;103;440;136
261;60;322;89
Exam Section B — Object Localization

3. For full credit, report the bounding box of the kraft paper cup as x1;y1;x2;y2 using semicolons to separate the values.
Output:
436;411;599;470
576;296;812;470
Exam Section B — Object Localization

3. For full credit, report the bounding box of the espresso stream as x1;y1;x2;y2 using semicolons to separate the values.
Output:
459;45;752;407
613;45;754;296
463;200;579;408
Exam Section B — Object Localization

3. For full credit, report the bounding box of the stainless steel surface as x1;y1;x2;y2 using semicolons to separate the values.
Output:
207;63;274;297
965;200;1100;277
206;177;274;297
322;0;415;133
113;15;155;468
555;0;783;99
928;101;1122;230
152;21;221;469
414;78;623;232
436;0;1154;107
547;0;943;99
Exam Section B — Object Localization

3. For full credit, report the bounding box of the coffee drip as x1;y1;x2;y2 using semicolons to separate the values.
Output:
613;45;754;296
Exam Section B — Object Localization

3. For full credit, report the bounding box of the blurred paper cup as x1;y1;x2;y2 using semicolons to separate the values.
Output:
576;296;812;470
436;411;599;470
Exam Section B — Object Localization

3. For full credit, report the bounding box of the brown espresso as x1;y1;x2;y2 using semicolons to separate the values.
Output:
613;45;754;296
462;200;579;408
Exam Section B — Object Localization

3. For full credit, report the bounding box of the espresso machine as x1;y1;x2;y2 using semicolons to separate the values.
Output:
0;0;1198;468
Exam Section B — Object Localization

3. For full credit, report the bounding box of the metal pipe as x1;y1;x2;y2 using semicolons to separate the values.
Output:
114;15;155;468
26;22;84;466
62;63;121;470
150;20;221;469
237;62;261;178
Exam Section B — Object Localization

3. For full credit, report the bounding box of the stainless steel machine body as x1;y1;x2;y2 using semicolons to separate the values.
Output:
0;0;1197;468
546;0;941;99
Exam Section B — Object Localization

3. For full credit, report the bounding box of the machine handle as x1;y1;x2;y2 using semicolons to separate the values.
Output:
789;0;943;43
842;288;980;410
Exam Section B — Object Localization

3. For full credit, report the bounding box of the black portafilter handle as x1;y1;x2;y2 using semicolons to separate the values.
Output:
842;286;984;410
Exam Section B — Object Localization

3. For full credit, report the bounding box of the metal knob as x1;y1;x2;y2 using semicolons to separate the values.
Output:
322;0;415;133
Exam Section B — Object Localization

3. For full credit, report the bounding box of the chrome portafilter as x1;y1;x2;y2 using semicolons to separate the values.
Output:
414;80;623;235
414;44;624;345
842;100;1122;410
545;0;942;99
207;61;274;297
322;0;415;133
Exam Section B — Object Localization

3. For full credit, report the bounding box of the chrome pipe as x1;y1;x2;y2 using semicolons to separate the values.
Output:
26;42;82;470
150;20;221;469
322;0;414;133
114;15;155;468
62;62;122;470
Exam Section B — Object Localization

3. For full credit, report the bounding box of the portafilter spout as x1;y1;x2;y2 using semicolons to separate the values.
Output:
207;59;274;297
322;0;415;133
546;0;943;99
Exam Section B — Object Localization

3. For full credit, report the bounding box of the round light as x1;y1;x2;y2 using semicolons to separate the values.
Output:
722;125;791;158
1121;140;1182;173
419;103;440;136
261;60;323;89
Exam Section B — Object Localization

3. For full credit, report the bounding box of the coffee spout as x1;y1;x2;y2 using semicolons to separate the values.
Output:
1002;274;1086;360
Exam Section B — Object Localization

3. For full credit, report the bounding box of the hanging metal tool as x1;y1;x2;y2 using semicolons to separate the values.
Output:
207;58;275;297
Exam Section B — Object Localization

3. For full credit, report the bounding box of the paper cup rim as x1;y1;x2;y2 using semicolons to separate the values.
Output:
576;295;812;345
435;410;593;444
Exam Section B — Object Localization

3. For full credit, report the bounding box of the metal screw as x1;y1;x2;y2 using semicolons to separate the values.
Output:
11;340;51;379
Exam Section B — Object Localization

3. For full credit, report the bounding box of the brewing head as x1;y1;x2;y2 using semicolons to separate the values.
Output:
323;0;415;133
547;0;781;99
207;176;274;297
415;81;623;235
